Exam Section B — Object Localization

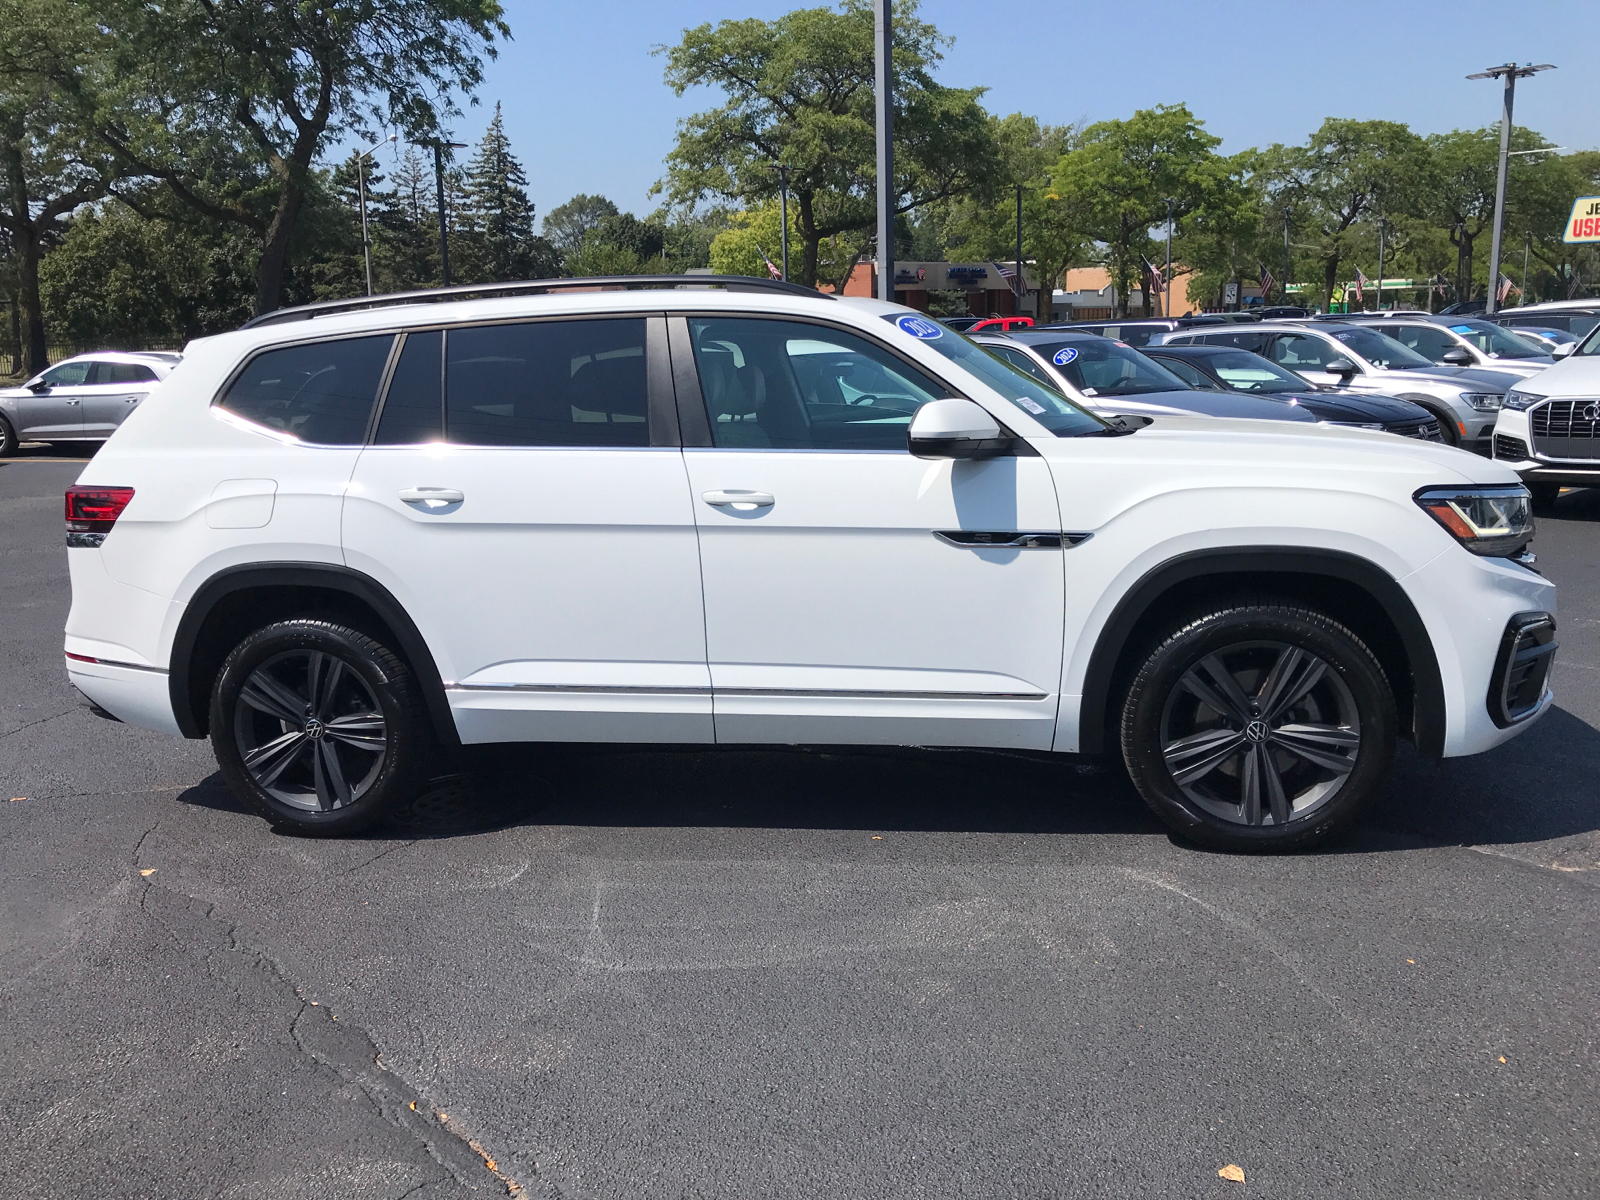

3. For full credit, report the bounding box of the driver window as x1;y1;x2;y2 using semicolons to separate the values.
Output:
40;361;93;386
1154;358;1213;389
688;317;949;450
1269;334;1334;369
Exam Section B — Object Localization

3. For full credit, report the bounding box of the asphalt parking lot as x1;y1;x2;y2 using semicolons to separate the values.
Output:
3;450;1598;1200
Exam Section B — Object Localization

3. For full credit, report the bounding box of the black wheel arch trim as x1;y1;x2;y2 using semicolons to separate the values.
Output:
1077;546;1445;759
168;562;460;746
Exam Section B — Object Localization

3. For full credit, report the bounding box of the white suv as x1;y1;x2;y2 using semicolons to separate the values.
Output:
1492;320;1600;504
62;278;1558;851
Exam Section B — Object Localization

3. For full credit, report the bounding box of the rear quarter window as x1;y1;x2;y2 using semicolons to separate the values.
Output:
218;335;394;445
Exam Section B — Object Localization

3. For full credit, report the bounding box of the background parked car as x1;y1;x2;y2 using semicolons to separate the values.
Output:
1500;325;1579;353
1161;321;1522;453
1491;300;1600;348
1492;320;1600;506
1143;344;1443;440
936;316;982;332
969;315;1034;332
972;330;1319;427
1336;313;1553;378
0;351;180;455
1053;316;1227;347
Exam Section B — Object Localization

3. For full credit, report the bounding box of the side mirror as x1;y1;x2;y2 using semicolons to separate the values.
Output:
1439;346;1474;366
1324;357;1359;376
1552;342;1575;360
908;398;1005;459
27;379;50;393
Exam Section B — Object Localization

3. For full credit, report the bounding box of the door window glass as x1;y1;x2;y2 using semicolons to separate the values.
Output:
689;317;947;450
1269;334;1337;369
1151;357;1218;390
445;318;649;447
1330;327;1432;370
40;361;92;386
1381;324;1455;360
375;330;443;444
102;362;158;384
990;346;1055;387
218;335;393;444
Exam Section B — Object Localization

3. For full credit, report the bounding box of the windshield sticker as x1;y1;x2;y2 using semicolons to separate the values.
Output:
1082;387;1099;396
1449;324;1474;333
1052;347;1079;365
896;314;944;339
1016;396;1047;415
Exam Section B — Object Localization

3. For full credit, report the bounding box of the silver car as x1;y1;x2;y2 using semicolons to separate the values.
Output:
0;351;180;455
1162;321;1522;454
1338;314;1553;379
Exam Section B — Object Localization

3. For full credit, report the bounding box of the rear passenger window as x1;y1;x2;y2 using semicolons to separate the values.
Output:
445;318;648;447
220;336;393;444
103;362;158;384
375;330;443;444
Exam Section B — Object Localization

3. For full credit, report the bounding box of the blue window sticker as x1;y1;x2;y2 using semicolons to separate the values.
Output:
896;314;944;339
1449;324;1475;333
1052;346;1079;365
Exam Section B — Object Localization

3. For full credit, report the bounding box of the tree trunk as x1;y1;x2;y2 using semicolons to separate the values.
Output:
7;294;20;376
254;178;307;316
16;229;47;376
1323;255;1341;312
796;192;820;289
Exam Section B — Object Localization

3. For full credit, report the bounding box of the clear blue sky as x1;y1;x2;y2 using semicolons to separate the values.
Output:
380;0;1598;223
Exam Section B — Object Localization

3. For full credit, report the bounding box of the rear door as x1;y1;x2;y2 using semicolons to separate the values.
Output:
674;314;1065;750
343;315;712;745
80;360;160;436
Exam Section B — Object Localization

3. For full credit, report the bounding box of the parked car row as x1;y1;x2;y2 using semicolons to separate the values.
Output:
0;351;181;455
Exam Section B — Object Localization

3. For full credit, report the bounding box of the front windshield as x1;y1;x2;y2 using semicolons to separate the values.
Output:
879;314;1108;436
1576;322;1600;357
1199;350;1308;394
1032;338;1193;396
1332;327;1435;370
1445;319;1548;359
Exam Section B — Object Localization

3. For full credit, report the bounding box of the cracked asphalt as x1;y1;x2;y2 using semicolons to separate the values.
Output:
3;457;1598;1199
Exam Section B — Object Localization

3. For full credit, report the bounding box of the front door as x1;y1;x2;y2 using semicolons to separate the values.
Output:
14;360;90;439
343;315;712;745
674;315;1066;750
80;360;159;436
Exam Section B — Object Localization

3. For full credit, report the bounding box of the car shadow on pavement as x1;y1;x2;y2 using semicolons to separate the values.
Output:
1542;486;1600;521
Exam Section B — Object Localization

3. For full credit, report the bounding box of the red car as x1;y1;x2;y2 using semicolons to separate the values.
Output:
969;316;1035;332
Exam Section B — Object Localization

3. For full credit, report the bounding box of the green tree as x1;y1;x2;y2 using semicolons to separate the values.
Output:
83;0;507;315
565;211;668;277
655;0;1001;288
460;103;539;280
709;200;857;282
1051;104;1240;317
542;193;618;263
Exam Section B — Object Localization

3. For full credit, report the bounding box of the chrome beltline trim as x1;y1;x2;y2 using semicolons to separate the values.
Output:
448;683;1048;701
65;655;167;674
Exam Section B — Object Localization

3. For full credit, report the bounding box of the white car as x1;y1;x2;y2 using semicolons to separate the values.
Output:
1492;320;1600;504
61;278;1557;852
0;351;181;455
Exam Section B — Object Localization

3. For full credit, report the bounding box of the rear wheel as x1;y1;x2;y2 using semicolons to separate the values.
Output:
1120;601;1396;852
210;619;435;835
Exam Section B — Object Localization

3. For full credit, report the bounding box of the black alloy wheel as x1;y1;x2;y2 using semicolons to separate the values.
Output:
211;619;434;834
1121;601;1396;852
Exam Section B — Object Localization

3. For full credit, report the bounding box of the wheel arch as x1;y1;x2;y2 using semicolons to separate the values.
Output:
169;563;459;746
1077;547;1445;759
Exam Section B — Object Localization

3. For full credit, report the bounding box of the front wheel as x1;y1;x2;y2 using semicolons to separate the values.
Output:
0;414;17;457
210;619;435;834
1120;602;1396;852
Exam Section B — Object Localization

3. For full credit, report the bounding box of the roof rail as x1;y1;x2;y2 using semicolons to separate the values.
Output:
240;274;835;329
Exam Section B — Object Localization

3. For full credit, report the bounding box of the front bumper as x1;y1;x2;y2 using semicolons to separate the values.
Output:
1492;404;1600;488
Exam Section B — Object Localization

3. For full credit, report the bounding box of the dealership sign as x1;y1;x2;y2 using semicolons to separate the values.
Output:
1564;196;1600;243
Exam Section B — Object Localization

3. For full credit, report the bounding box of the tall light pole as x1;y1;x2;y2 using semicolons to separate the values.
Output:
1375;217;1387;313
1015;185;1024;316
778;164;790;282
1467;62;1554;315
873;0;893;302
431;140;469;287
1282;211;1291;306
355;134;397;296
1163;198;1175;317
1521;230;1531;305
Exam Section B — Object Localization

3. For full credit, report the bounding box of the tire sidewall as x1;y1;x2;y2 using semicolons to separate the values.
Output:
210;620;427;833
0;414;16;457
1122;606;1396;851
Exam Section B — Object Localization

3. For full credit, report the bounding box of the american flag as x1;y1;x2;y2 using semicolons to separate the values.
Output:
755;243;782;280
1570;268;1585;299
1258;263;1275;298
1497;272;1517;303
1141;256;1165;299
990;261;1023;297
1353;267;1368;303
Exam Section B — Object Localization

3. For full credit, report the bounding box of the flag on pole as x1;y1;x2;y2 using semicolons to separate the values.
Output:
1353;267;1368;303
1496;272;1516;304
1570;268;1585;299
754;243;783;280
1141;256;1165;300
1258;263;1276;299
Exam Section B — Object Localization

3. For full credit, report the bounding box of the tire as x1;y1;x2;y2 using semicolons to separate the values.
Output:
1119;601;1397;852
1527;482;1561;512
0;414;17;458
210;619;435;835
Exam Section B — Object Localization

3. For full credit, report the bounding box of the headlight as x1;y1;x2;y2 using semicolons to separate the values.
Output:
1415;485;1533;556
1460;392;1504;412
1502;390;1544;411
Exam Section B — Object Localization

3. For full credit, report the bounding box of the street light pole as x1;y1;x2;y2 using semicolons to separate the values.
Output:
1164;198;1174;318
1468;62;1554;315
873;0;893;302
355;134;397;296
778;164;789;282
1282;212;1291;306
1376;217;1387;313
431;140;469;287
1015;185;1024;316
1521;230;1531;306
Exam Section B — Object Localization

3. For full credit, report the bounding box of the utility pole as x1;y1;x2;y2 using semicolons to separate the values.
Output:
1468;61;1555;315
1164;198;1175;317
1521;230;1531;306
873;0;893;302
779;164;790;282
1282;212;1291;306
355;134;397;296
1376;217;1387;313
1015;185;1024;316
432;140;468;286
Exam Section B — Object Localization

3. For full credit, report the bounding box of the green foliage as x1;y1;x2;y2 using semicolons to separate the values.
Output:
709;201;857;283
458;103;545;280
542;194;619;260
655;0;1001;286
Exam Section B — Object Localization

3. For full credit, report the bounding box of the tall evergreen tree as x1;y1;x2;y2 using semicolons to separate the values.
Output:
461;103;536;280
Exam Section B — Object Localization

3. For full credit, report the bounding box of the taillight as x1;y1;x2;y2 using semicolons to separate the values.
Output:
65;486;135;548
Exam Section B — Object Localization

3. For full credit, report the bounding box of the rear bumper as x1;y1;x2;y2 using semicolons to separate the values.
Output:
65;656;183;737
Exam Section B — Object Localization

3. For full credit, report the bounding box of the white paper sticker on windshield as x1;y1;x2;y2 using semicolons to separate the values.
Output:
1016;396;1047;415
1082;387;1099;396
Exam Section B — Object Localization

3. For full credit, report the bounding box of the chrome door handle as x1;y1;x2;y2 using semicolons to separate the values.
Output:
398;486;464;509
702;490;774;509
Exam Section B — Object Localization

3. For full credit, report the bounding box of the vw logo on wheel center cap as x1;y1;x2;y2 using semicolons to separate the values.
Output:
304;718;327;740
1244;719;1271;743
